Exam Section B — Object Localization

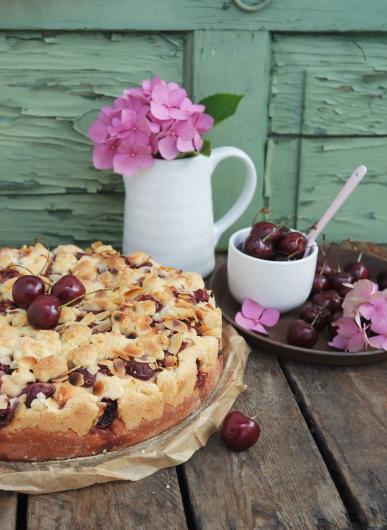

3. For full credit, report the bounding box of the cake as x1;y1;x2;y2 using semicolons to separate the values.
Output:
0;241;222;461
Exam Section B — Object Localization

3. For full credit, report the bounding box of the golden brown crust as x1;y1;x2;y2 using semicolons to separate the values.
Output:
0;357;222;461
0;241;223;461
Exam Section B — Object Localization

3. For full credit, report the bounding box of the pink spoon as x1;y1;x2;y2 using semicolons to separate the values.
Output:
304;165;368;257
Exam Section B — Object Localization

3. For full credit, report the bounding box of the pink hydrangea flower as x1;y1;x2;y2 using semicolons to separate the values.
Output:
342;279;378;318
359;292;387;335
328;316;368;352
235;298;280;335
88;76;214;176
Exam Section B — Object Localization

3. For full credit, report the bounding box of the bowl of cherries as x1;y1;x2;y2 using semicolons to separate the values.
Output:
228;222;318;313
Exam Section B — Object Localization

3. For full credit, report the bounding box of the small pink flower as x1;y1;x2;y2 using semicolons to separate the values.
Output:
328;316;367;352
359;292;387;335
113;143;153;177
342;279;378;318
109;108;151;145
158;119;197;160
92;138;119;170
235;298;280;335
368;333;387;350
150;81;188;121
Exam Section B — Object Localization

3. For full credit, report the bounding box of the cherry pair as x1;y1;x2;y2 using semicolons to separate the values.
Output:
243;221;307;261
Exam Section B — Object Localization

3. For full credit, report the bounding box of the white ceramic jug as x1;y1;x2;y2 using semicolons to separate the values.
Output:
122;146;257;276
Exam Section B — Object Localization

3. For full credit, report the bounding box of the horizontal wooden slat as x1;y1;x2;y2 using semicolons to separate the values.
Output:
270;35;387;136
28;468;187;530
0;193;124;248
282;360;387;528
182;346;350;529
0;32;183;195
2;0;387;31
265;137;387;243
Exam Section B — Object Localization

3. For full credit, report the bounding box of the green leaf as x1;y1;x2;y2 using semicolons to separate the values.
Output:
199;93;244;125
201;139;212;157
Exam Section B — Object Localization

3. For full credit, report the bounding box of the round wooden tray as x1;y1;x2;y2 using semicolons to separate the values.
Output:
210;248;387;366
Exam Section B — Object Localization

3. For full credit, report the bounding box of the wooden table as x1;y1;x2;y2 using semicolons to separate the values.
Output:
2;262;387;530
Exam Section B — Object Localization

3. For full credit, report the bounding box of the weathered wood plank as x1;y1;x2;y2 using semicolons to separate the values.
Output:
0;194;124;248
265;137;387;243
28;468;187;530
2;0;387;31
0;492;17;530
270;35;387;136
181;348;350;529
282;360;387;528
0;32;183;195
192;30;271;250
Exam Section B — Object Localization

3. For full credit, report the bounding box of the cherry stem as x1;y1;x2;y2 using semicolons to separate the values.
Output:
311;306;324;327
60;288;113;309
9;264;52;287
262;222;286;243
252;208;271;225
357;252;363;263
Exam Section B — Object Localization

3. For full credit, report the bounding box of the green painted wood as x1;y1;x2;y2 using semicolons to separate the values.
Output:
270;35;387;136
2;0;387;32
191;30;271;250
266;137;387;243
0;194;124;248
0;32;183;196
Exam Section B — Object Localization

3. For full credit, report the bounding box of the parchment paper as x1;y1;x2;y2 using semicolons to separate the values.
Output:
0;324;250;494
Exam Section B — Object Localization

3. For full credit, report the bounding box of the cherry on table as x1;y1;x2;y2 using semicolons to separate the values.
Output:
287;319;318;348
312;290;342;314
344;262;369;281
377;271;387;291
277;232;307;259
12;275;45;309
51;274;86;304
329;271;354;297
311;274;329;294
220;410;260;452
27;294;60;330
299;302;330;331
243;236;273;260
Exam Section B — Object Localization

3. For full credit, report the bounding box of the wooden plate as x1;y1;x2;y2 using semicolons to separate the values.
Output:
210;248;387;366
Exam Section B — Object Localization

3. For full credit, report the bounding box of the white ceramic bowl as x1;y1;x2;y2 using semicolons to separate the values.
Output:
227;227;318;313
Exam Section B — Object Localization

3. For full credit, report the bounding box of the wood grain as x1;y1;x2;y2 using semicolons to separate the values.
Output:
27;468;187;530
181;347;350;529
270;34;387;136
2;0;387;31
0;492;17;530
282;360;387;529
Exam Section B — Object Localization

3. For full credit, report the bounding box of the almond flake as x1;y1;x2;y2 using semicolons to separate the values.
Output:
93;380;106;397
18;356;37;369
165;355;177;368
69;372;84;387
112;358;126;377
163;318;188;333
168;333;183;355
51;374;69;383
124;287;144;299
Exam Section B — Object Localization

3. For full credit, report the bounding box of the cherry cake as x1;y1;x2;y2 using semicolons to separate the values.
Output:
0;242;222;461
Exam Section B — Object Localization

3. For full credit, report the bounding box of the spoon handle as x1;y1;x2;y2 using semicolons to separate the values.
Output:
305;165;367;255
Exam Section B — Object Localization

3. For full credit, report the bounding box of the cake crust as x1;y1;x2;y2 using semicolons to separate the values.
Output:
0;242;222;461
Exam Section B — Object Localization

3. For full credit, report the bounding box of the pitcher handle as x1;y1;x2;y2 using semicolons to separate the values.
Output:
210;146;257;245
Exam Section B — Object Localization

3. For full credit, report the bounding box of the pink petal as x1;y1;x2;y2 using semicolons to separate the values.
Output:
328;335;348;351
241;298;264;320
169;108;189;120
250;322;268;335
235;312;255;331
151;82;169;105
175;120;196;140
193;132;203;152
370;314;387;335
347;333;366;353
359;303;375;321
112;154;137;177
88;121;108;143
368;335;387;350
158;136;179;160
194;112;214;133
168;87;187;107
259;308;280;327
176;137;194;153
150;101;170;120
120;109;137;126
335;317;358;338
136;154;153;170
92;143;115;169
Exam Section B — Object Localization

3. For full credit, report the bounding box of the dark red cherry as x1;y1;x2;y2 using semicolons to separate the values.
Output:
316;261;333;277
377;271;387;291
344;262;369;281
243;236;273;260
311;274;329;294
328;311;343;339
51;274;86;304
26;294;60;330
96;398;117;428
12;275;45;309
126;359;155;380
312;290;342;314
287;319;318;348
22;382;56;407
299;302;330;330
220;410;260;452
329;271;354;297
250;221;276;239
277;231;307;259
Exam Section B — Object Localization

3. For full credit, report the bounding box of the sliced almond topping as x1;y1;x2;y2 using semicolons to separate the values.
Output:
91;318;112;334
135;354;157;364
95;311;111;321
124;287;144;299
18;356;37;369
93;380;106;397
163;318;188;333
80;313;97;326
51;374;69;383
57;386;71;408
165;355;177;368
168;332;183;355
69;372;84;387
112;358;126;377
